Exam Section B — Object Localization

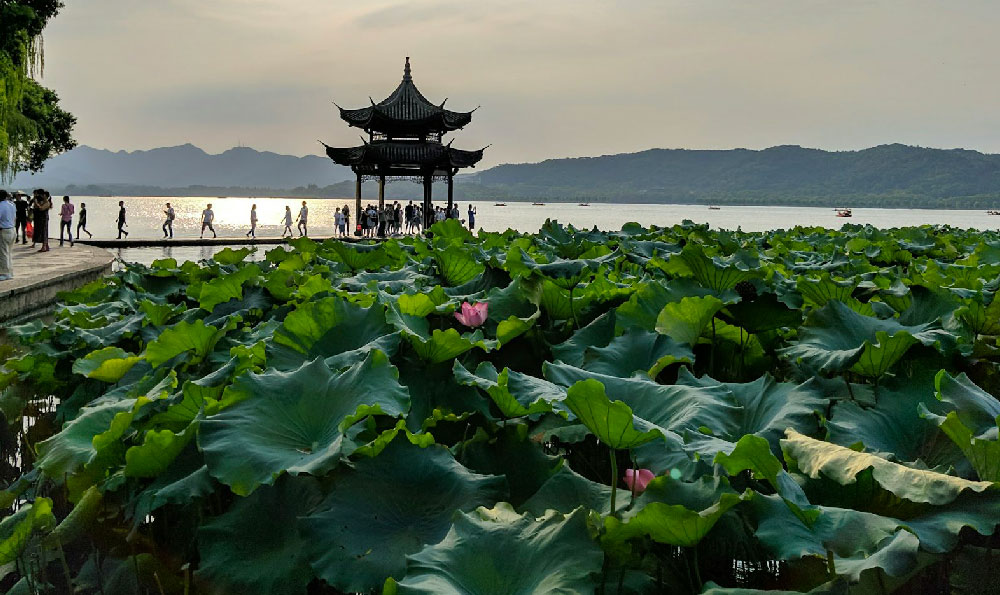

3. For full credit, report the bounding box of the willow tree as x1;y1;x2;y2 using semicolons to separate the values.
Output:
0;0;76;183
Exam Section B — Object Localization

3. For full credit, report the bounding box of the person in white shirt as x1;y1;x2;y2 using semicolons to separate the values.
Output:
281;206;293;237
247;204;258;238
162;202;175;239
200;203;216;238
296;201;308;237
334;207;344;237
0;191;15;280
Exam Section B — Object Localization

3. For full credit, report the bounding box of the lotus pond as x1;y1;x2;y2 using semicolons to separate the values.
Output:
2;219;1000;594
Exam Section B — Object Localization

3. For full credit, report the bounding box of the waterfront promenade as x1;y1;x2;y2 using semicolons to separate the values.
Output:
0;243;114;323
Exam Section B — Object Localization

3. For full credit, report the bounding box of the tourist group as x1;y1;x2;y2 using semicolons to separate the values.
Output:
0;189;89;281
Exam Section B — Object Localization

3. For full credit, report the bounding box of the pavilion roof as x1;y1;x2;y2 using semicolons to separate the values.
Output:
337;58;474;136
324;141;484;171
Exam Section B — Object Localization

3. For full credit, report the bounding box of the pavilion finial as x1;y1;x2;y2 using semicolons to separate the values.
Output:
403;56;411;81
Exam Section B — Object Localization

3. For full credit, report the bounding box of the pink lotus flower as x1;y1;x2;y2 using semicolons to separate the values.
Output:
623;468;655;494
454;302;488;327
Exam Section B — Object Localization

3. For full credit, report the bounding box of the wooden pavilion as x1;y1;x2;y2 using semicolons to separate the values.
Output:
324;58;485;230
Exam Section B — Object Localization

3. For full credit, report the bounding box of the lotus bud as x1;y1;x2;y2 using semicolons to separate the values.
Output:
623;468;655;494
454;301;488;327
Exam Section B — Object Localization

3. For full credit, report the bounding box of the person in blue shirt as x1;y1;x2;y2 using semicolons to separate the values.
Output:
0;191;16;280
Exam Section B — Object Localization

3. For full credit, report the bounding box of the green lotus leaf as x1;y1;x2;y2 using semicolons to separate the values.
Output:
435;245;485;286
398;291;445;317
391;505;603;595
604;476;749;547
35;398;139;479
957;294;1000;336
550;310;617;366
563;379;664;450
919;371;1000;481
781;429;993;505
124;424;195;478
796;274;858;308
196;476;322;595
581;328;694;378
150;380;223;429
667;245;759;291
352;419;435;458
0;498;55;564
459;425;562;506
72;347;142;383
826;381;963;468
654;295;725;346
752;492;921;582
520;464;613;516
301;441;506;592
780;300;953;375
263;267;295;301
212;246;254;265
720;292;803;333
144;319;230;368
200;351;408;495
272;295;392;359
133;443;216;520
196;263;261;311
453;360;566;418
714;434;783;487
138;299;187;327
409;328;490;364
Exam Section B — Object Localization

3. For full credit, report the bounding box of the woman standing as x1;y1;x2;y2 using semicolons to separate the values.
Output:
247;204;258;238
281;206;293;237
33;190;52;252
342;204;350;236
76;202;92;239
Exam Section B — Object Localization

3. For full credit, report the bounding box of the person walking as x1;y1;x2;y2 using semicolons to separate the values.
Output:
14;192;28;244
163;202;175;238
34;190;52;251
59;196;74;247
342;204;350;236
200;203;216;238
281;206;293;237
76;202;92;238
467;204;476;231
296;201;308;237
117;200;129;239
247;204;258;238
0;191;15;280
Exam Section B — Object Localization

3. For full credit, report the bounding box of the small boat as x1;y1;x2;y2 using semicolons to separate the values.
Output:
494;202;507;207
578;203;590;207
835;208;852;218
532;202;545;206
707;206;721;210
987;210;1000;215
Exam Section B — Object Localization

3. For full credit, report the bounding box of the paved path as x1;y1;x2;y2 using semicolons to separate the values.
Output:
77;235;380;248
0;242;114;323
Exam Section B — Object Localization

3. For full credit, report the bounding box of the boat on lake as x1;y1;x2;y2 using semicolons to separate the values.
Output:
988;210;1000;215
835;208;852;217
494;202;507;206
578;203;590;207
708;205;721;210
532;202;545;206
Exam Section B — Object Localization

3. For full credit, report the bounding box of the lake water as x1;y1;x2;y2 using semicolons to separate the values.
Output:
46;196;1000;265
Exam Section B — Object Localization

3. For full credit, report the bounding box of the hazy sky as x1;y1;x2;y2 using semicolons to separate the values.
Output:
39;0;1000;168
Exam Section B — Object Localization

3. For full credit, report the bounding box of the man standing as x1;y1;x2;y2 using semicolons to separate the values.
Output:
467;204;476;231
117;200;129;239
296;201;308;237
14;192;28;244
201;203;216;238
163;202;175;238
0;191;15;280
59;196;74;247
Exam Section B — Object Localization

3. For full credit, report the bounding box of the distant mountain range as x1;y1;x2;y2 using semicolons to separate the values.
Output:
10;143;1000;208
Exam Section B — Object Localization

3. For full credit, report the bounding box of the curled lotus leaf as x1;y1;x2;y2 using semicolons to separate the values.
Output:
199;351;409;495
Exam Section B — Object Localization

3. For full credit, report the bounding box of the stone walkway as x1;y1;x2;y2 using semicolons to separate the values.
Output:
0;242;114;323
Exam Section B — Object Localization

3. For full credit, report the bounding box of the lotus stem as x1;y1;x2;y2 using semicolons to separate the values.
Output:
826;548;836;578
690;546;703;592
569;285;580;329
609;449;618;515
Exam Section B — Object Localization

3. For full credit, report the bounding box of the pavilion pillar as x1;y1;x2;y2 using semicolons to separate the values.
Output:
378;175;385;211
354;172;362;234
447;173;454;218
423;172;433;229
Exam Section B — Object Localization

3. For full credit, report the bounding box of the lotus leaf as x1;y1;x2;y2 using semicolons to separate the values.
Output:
72;347;142;383
391;505;603;594
301;441;506;592
199;351;408;495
